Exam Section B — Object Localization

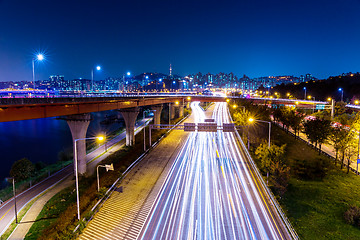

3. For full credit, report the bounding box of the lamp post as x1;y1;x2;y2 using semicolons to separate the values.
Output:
248;118;271;149
143;109;156;151
338;88;344;102
74;135;104;220
91;66;101;92
5;177;17;224
249;118;271;184
97;163;114;192
32;54;44;89
303;87;307;100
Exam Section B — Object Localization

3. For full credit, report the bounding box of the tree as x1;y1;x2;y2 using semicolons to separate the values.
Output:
255;143;287;186
329;126;348;166
286;109;304;138
255;143;289;196
10;158;35;181
303;118;331;152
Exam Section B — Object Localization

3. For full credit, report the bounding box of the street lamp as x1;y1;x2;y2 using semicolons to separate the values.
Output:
143;109;156;151
97;163;114;192
5;177;17;224
303;87;307;100
248;118;271;149
338;88;344;102
74;135;104;220
91;65;101;92
32;54;44;89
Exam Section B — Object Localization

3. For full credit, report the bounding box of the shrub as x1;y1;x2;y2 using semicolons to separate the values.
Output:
344;206;360;227
292;157;330;180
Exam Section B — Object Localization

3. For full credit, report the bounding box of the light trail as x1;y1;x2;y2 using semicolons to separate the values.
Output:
139;102;288;239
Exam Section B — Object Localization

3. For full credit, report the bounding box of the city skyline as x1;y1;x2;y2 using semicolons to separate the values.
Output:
1;0;360;82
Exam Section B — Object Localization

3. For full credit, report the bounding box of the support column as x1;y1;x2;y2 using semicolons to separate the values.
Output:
120;108;139;146
178;103;184;118
170;104;176;119
151;104;163;128
66;113;91;176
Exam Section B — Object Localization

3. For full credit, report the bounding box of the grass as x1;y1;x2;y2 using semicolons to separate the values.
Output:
271;125;360;239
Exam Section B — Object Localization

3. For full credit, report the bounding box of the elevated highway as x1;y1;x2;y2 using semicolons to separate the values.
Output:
0;94;327;123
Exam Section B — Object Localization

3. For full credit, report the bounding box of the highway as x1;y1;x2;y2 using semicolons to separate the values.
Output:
0;118;150;236
139;102;290;239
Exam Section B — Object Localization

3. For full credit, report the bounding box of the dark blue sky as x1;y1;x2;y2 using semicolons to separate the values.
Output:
1;0;360;81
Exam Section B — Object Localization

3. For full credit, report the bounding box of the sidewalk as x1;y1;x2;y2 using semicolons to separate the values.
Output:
275;122;360;174
4;119;151;239
8;176;74;240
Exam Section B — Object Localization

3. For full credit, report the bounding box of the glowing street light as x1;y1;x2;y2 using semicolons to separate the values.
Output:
91;65;101;91
32;53;45;89
338;88;344;102
74;135;104;220
127;72;131;76
303;87;307;100
249;118;271;149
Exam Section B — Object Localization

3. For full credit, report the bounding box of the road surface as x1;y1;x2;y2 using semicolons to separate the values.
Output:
139;102;291;239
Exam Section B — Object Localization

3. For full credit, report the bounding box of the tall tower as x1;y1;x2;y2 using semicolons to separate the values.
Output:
169;63;172;76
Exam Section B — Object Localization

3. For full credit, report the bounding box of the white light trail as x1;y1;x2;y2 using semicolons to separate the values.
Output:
140;102;285;240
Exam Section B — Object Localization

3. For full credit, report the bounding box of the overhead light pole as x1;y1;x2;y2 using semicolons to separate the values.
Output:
74;135;104;220
97;163;114;192
338;88;344;102
32;54;44;89
303;87;307;100
91;65;101;92
248;118;271;149
5;177;17;224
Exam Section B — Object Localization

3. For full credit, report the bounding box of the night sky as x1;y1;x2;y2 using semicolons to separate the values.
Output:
1;0;360;82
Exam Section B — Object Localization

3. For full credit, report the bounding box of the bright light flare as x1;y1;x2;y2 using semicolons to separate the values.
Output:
248;117;254;123
37;54;44;61
96;135;105;141
96;66;101;71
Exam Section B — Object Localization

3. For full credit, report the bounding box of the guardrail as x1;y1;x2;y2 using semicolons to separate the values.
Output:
228;108;299;240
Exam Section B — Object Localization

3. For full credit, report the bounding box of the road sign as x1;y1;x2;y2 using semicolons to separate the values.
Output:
184;123;196;132
204;118;215;123
223;123;235;132
197;123;217;132
316;104;325;110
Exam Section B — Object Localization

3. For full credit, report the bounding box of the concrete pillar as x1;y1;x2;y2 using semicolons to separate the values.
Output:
66;113;91;176
178;103;184;118
170;104;176;119
120;108;139;146
151;104;163;127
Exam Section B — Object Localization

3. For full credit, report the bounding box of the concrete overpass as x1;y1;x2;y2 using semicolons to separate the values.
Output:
0;94;327;122
0;94;328;175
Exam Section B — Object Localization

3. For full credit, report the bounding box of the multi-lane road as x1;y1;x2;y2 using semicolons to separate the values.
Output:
139;102;291;239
